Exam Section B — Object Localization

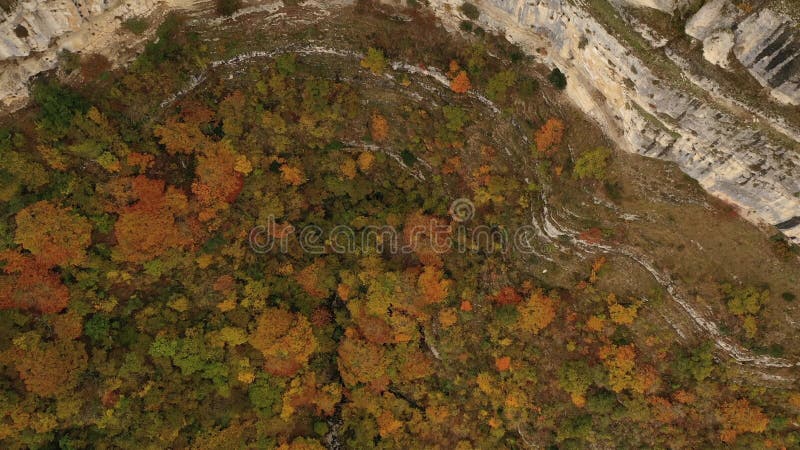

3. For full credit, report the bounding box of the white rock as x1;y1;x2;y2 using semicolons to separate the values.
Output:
685;0;739;41
733;8;800;105
702;30;734;68
619;0;681;13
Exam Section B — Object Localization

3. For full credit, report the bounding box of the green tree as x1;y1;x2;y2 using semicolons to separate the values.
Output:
32;81;88;140
548;68;567;90
360;47;387;75
486;70;517;102
573;147;611;181
460;2;480;20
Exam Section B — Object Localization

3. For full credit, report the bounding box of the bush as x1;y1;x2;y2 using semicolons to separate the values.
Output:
459;20;473;32
460;2;480;20
122;17;149;35
32;81;89;140
486;70;517;102
573;147;611;181
782;292;796;302
216;0;241;16
548;68;567;90
400;149;416;166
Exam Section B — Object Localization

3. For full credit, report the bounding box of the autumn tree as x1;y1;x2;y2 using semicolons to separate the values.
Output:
516;289;556;334
192;140;248;221
491;286;523;306
153;104;215;154
218;90;246;137
360;47;387;75
6;333;88;397
534;118;565;154
416;266;452;306
14;200;92;267
370;113;389;142
403;211;451;266
249;308;317;377
722;284;769;338
0;250;70;314
111;176;192;263
337;328;390;392
450;70;471;94
573;147;611;181
295;259;334;300
717;399;769;443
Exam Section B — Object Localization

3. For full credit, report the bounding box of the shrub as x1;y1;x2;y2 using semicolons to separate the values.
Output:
32;81;89;140
548;68;567;90
122;17;149;35
216;0;241;16
460;2;480;20
573;147;611;181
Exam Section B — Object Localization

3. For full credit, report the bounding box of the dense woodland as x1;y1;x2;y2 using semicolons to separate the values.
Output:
0;3;799;449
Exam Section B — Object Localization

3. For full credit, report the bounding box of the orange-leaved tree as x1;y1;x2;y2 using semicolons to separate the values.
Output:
534;118;565;154
249;307;317;377
717;398;769;443
517;289;556;334
416;265;452;306
450;70;471;94
6;333;88;397
0;250;70;314
337;328;390;392
191;140;247;221
14;200;92;267
112;176;192;263
153;103;215;154
370;113;389;142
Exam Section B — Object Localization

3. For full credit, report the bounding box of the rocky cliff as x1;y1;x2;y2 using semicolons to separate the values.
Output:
687;0;800;106
1;0;799;243
427;0;800;243
0;0;198;111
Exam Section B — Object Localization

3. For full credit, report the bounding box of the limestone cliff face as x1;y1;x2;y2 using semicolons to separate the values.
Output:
0;0;196;110
687;0;800;106
428;0;800;242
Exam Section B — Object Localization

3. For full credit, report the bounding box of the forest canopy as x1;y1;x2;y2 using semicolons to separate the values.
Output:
0;3;798;449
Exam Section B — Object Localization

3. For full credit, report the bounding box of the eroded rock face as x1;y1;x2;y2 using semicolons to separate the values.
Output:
685;0;741;41
733;8;800;106
0;0;197;111
0;0;109;59
619;0;682;13
428;0;800;242
685;1;800;106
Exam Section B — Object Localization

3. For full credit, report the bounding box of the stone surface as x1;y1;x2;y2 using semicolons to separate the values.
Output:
702;30;734;68
733;8;800;106
684;2;800;105
0;0;199;111
619;0;682;13
684;0;740;41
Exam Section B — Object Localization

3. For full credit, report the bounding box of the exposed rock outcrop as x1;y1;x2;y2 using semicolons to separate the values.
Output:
733;8;800;106
685;1;800;106
427;0;800;243
0;0;198;111
620;0;683;13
